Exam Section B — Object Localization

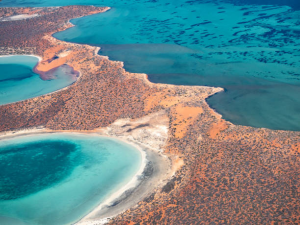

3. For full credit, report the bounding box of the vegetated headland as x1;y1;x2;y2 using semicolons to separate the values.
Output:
0;6;300;224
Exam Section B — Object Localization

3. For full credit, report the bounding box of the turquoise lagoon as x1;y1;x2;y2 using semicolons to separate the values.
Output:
0;133;142;225
0;55;77;105
1;0;300;130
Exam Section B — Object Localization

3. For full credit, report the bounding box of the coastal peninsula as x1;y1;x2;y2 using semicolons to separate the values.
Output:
0;6;300;224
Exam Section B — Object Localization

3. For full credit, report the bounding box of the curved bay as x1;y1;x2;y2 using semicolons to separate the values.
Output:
0;133;142;225
0;56;78;105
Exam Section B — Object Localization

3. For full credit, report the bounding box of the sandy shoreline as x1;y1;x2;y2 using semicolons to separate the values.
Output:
0;123;172;225
0;54;42;60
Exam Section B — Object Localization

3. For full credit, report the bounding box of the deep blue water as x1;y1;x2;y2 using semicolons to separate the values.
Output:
0;133;142;225
2;0;300;130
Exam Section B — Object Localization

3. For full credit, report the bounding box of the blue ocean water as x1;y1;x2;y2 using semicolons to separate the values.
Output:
0;133;142;225
0;55;77;105
2;1;300;130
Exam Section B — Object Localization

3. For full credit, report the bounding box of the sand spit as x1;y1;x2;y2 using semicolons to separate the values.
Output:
0;6;300;225
34;62;80;80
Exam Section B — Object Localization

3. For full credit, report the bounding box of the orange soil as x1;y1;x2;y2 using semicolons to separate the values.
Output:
209;119;228;139
171;104;203;138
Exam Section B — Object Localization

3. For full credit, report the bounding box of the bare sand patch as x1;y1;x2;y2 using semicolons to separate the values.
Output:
0;14;39;21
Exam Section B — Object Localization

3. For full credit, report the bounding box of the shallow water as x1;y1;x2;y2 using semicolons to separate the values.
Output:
0;133;142;225
2;1;300;130
0;55;77;105
55;1;300;131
